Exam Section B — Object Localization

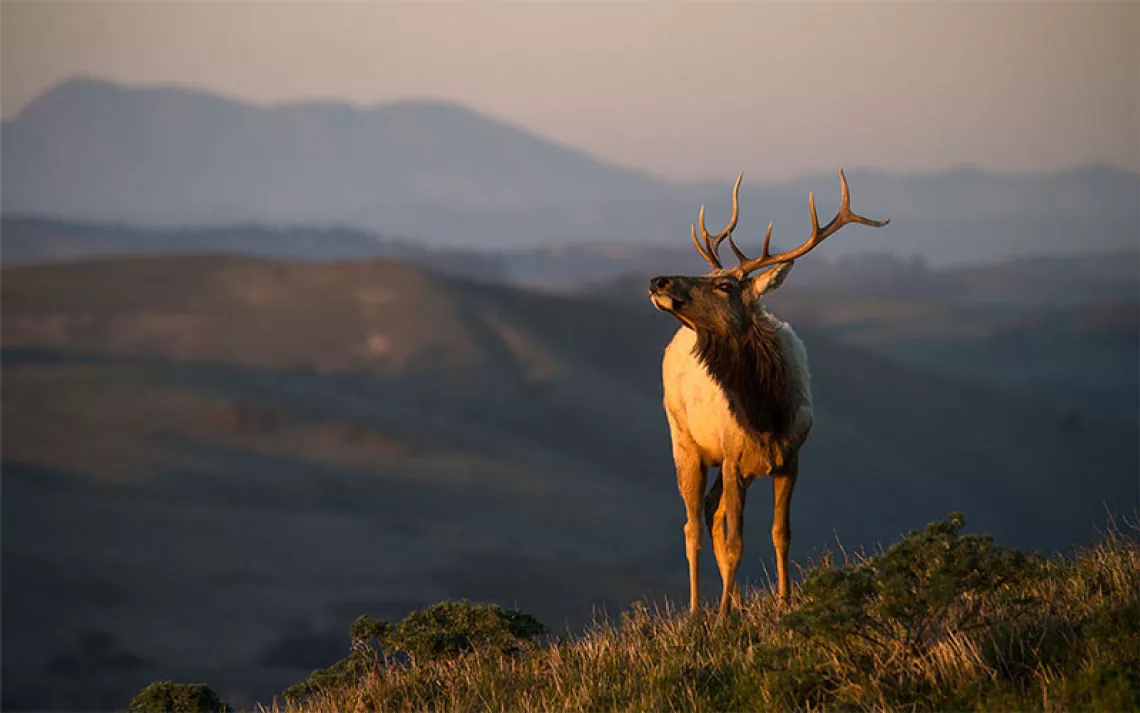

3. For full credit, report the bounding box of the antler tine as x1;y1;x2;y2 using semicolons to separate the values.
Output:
731;169;890;277
834;169;890;229
691;172;743;271
702;172;743;246
696;205;721;268
728;220;771;265
691;223;720;269
808;191;820;237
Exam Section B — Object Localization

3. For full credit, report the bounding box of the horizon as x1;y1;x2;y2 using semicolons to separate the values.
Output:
3;2;1136;182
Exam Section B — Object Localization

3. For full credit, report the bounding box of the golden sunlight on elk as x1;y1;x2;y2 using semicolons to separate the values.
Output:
649;170;890;617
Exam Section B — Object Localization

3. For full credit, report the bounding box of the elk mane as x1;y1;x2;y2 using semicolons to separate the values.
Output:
693;315;791;436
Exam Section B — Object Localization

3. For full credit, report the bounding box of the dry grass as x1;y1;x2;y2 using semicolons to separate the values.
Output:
268;517;1139;713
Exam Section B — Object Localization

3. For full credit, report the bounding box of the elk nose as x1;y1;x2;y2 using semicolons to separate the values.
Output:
650;276;672;291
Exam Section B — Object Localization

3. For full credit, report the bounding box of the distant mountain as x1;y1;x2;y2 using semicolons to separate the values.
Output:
2;77;666;226
4;77;1139;261
3;254;1135;709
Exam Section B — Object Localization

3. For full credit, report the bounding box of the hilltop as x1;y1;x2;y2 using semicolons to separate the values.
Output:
264;515;1139;713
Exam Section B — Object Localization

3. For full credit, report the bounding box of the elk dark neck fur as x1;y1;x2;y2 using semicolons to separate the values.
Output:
693;310;791;436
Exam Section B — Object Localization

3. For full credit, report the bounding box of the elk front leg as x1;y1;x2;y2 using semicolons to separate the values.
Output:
673;444;707;613
771;464;798;602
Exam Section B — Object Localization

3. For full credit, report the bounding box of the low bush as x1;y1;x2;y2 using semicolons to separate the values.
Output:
282;599;546;703
128;680;226;713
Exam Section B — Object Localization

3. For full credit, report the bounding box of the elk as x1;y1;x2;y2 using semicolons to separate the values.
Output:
648;170;889;616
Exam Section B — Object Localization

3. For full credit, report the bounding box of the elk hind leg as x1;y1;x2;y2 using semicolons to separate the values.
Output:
705;473;747;609
771;465;798;602
718;464;746;618
704;471;727;586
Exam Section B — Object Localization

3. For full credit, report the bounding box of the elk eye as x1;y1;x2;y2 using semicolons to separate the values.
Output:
715;282;734;293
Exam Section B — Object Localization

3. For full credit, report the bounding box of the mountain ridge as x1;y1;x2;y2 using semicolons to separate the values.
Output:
4;77;1138;258
10;78;1137;185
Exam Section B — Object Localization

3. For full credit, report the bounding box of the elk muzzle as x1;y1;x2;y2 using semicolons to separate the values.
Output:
649;275;681;311
650;275;701;327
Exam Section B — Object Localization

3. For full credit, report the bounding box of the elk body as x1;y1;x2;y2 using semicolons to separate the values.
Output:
649;171;889;616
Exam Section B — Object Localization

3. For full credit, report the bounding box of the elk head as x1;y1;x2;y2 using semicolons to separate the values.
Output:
649;170;890;332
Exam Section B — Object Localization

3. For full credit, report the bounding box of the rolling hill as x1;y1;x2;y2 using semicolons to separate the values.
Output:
2;254;1135;710
0;215;509;282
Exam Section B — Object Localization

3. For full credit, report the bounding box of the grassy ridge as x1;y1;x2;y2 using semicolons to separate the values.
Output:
269;515;1139;713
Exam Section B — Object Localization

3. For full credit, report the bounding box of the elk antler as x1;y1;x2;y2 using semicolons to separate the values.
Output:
690;172;743;270
726;169;890;277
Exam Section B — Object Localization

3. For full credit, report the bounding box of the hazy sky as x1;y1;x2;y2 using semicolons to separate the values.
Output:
4;1;1137;181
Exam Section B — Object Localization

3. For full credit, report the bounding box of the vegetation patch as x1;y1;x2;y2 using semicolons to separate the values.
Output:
131;513;1139;712
128;681;227;713
280;600;546;703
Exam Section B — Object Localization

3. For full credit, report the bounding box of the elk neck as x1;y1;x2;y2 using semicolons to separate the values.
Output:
692;309;792;437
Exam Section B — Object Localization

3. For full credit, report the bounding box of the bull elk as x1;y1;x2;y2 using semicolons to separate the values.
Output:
648;170;889;616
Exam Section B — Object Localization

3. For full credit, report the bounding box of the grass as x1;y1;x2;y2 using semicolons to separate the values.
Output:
260;513;1139;713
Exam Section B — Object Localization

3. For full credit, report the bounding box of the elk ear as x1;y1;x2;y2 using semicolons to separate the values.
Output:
746;262;794;299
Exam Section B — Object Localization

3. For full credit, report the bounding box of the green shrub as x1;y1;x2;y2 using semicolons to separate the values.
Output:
783;513;1044;666
1046;599;1140;711
775;512;1054;709
282;600;546;703
388;599;546;661
128;680;225;713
